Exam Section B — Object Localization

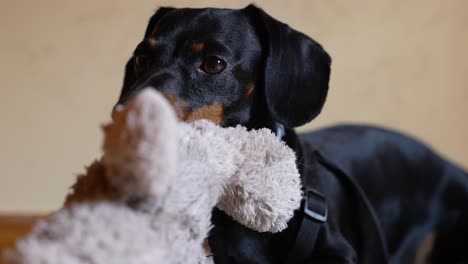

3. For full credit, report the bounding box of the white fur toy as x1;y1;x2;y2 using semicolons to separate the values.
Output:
3;89;302;264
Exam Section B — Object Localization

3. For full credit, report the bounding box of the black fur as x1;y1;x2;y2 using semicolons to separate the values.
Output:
244;6;331;127
116;5;468;264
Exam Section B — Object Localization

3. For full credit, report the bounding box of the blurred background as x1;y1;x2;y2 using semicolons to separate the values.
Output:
1;0;467;212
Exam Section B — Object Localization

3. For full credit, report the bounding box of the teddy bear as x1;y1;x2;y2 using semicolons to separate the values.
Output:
3;89;302;264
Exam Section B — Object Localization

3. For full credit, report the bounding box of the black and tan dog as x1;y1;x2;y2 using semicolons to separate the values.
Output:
115;5;468;264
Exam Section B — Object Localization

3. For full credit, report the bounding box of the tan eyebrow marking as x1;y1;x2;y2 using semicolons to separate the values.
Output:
148;38;158;48
191;42;205;53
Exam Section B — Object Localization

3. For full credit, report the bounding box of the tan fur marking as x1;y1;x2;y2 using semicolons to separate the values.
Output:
163;92;223;124
245;83;255;98
185;103;224;125
202;239;212;256
191;42;205;53
414;232;436;264
162;92;190;119
148;38;158;47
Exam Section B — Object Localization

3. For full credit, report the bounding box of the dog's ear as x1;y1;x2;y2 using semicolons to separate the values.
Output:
119;7;175;104
245;5;331;127
143;7;176;39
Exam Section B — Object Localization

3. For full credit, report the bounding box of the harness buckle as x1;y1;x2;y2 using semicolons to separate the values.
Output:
304;188;328;223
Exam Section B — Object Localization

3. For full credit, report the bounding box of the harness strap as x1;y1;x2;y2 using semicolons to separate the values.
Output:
285;189;327;264
314;150;390;263
285;150;390;264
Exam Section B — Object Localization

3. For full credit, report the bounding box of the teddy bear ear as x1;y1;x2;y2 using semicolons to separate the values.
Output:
103;88;179;199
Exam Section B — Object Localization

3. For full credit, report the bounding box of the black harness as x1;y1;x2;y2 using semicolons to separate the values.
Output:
275;124;390;264
286;185;327;263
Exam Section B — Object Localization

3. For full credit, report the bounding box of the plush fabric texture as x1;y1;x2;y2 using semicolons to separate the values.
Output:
3;89;301;264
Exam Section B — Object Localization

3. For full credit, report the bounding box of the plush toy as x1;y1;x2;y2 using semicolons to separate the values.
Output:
3;89;302;264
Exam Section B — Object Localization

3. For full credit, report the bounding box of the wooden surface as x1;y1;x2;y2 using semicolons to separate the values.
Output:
0;215;41;258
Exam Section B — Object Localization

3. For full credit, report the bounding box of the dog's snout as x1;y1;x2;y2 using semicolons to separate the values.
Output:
130;71;175;94
116;70;177;106
162;91;189;119
113;104;124;113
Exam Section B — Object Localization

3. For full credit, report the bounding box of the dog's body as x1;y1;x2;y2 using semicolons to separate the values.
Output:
301;125;467;263
116;5;468;263
210;125;468;264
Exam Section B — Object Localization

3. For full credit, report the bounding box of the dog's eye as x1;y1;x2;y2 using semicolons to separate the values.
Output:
134;55;152;73
201;56;227;74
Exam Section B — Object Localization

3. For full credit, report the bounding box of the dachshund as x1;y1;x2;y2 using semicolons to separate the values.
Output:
115;5;468;264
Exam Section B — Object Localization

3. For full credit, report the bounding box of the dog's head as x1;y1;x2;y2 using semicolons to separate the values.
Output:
116;5;331;263
116;5;331;130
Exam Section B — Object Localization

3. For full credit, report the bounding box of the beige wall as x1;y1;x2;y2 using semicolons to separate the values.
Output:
1;0;467;212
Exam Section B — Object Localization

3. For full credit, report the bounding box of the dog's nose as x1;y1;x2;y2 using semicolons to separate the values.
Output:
111;104;124;120
113;104;124;112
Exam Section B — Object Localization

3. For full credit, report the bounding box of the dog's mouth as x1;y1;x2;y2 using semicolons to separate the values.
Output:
113;92;224;125
203;238;213;257
162;92;224;125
